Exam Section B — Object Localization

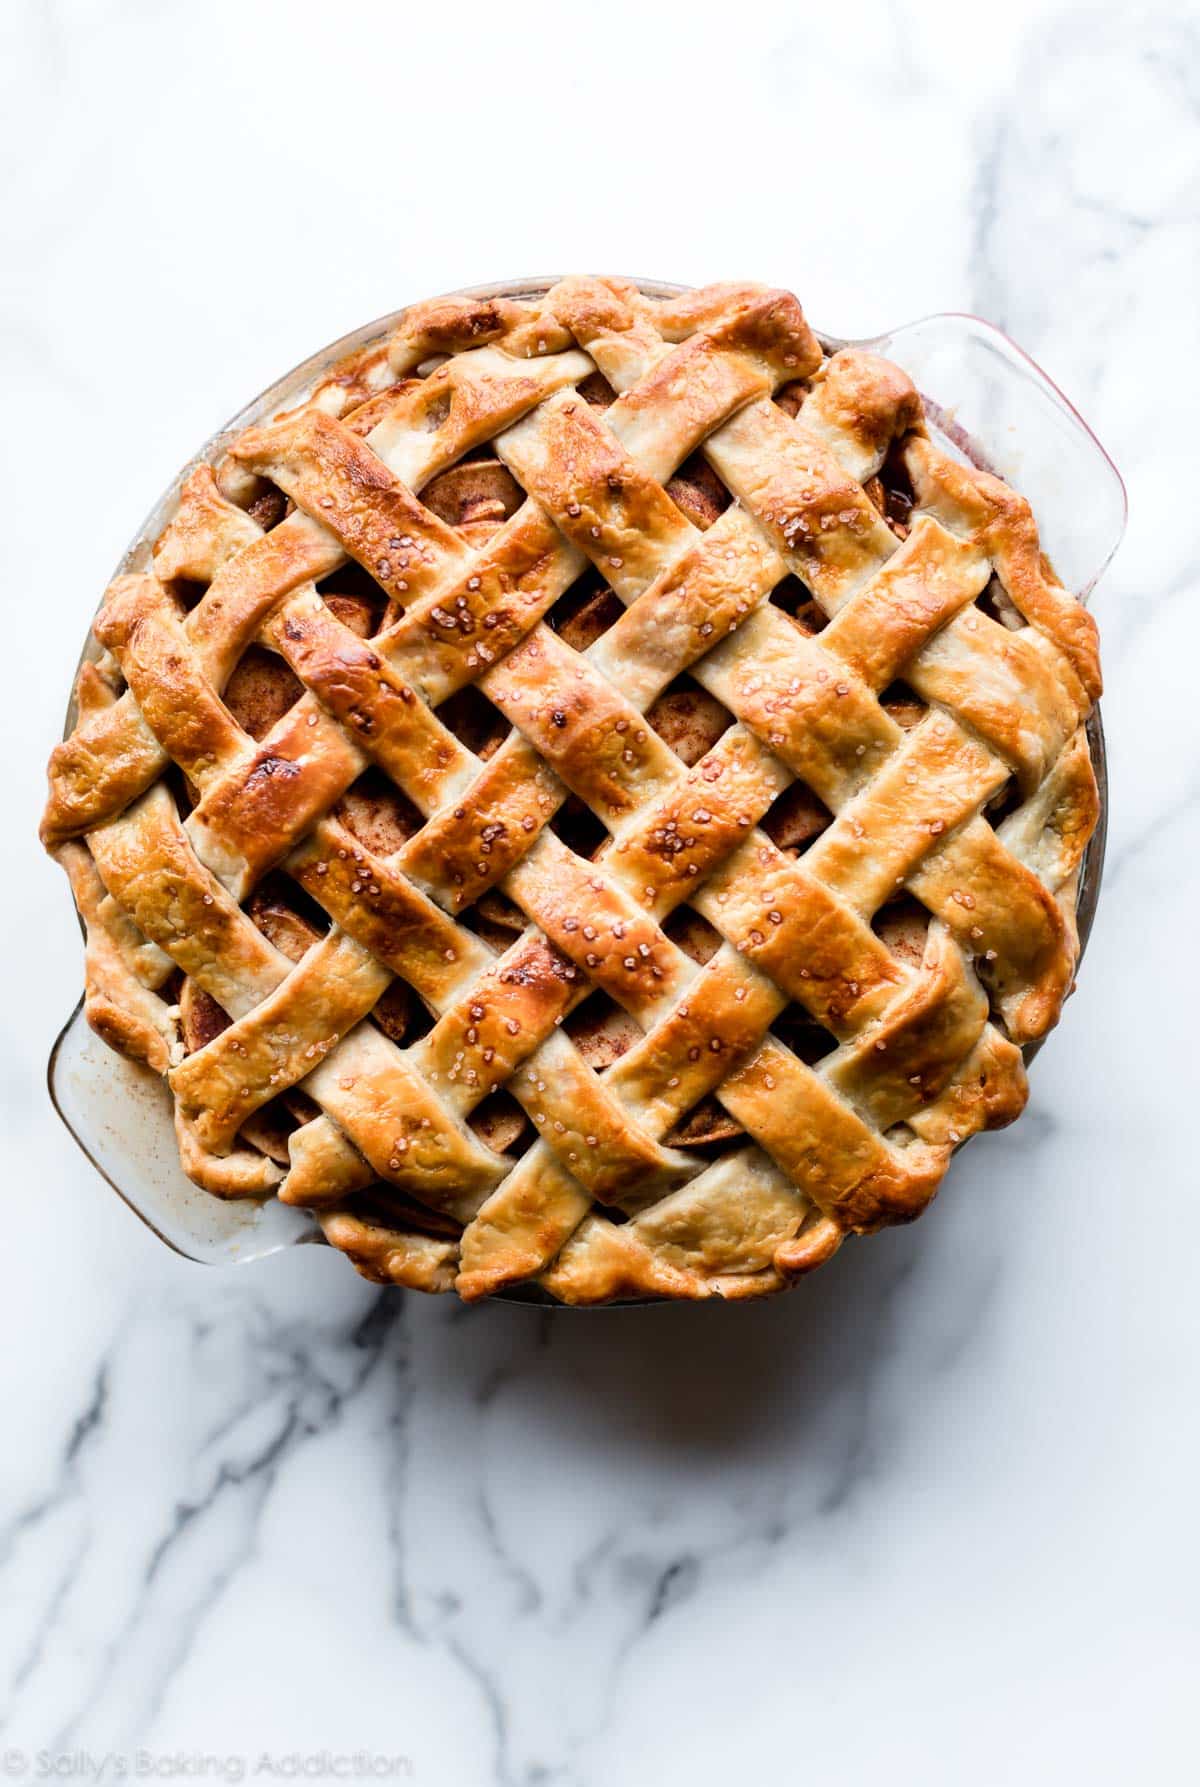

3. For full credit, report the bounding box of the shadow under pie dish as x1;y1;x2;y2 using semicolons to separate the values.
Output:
41;277;1118;1306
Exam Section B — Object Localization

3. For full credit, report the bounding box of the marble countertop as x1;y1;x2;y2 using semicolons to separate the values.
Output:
4;1;1197;1781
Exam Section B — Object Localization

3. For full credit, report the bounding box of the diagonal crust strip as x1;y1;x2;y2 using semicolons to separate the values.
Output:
451;332;1021;1286
54;839;181;1076
47;350;645;1207
124;278;1014;1279
560;288;1089;1036
154;303;839;1215
255;303;900;1215
452;286;1073;1291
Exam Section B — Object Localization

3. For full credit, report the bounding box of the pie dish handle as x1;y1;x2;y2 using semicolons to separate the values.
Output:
842;312;1127;600
48;1000;313;1266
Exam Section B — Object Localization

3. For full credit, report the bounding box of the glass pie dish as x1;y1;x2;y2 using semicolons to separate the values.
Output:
46;278;1126;1281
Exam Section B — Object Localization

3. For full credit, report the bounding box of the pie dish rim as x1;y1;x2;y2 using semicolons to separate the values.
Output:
45;275;1114;1302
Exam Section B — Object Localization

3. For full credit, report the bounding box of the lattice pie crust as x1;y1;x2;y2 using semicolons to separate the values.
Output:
41;279;1102;1303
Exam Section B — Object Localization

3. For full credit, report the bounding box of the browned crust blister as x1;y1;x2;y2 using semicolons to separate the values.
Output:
43;278;1101;1304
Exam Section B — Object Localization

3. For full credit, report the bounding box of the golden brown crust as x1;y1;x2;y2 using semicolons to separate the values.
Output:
43;278;1102;1304
318;1207;459;1292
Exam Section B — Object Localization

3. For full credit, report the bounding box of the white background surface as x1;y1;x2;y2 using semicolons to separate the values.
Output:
3;1;1199;1782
